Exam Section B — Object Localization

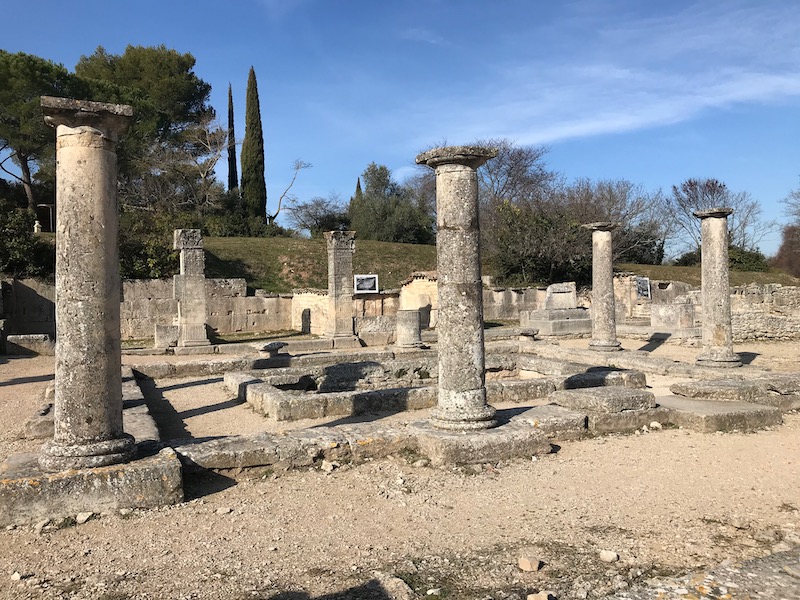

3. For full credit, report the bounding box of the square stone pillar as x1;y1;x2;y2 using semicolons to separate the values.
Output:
324;230;356;338
39;96;135;471
173;229;210;347
694;208;741;367
583;222;622;352
416;146;498;431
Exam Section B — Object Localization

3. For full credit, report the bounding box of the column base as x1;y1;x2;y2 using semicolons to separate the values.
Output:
430;390;498;431
39;434;135;472
589;339;622;352
696;348;742;368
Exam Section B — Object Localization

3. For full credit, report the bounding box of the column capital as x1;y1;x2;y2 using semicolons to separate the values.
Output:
41;96;133;138
324;230;356;250
174;229;204;250
416;145;498;169
582;221;621;232
693;207;733;220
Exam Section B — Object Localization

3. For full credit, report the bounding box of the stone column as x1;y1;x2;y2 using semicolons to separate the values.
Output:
584;222;622;352
395;309;423;348
39;96;135;471
324;230;356;338
416;146;498;431
174;229;210;347
694;208;741;367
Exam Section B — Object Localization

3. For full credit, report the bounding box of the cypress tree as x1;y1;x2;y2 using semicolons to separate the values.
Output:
240;67;267;223
227;83;238;192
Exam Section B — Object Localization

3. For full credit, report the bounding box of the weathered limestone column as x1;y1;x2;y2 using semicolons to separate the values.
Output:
395;309;423;348
584;222;622;352
174;229;210;347
416;146;498;430
324;230;356;338
39;96;135;471
695;208;741;367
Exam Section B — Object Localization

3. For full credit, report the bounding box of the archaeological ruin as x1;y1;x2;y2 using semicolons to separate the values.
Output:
1;104;799;541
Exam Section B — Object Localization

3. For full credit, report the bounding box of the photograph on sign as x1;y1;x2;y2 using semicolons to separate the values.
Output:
354;274;379;293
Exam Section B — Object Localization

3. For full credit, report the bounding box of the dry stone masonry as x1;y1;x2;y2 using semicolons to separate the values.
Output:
38;96;135;471
694;208;741;368
416;145;498;431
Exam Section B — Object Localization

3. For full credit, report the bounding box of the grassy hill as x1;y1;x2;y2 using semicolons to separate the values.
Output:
617;263;800;288
203;236;800;293
204;237;437;293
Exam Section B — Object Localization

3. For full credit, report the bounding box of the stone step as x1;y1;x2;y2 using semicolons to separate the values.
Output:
657;395;782;432
549;387;656;414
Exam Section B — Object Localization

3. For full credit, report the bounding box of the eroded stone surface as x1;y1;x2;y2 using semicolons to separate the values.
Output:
549;387;656;414
669;379;765;402
658;395;782;432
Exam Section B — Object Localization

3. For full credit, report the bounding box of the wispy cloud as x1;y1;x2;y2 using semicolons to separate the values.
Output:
397;27;449;47
402;0;800;146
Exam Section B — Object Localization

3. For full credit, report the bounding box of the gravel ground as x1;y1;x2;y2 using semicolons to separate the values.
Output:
0;339;798;599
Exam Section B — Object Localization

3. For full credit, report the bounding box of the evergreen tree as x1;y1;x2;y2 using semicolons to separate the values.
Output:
227;83;238;192
240;66;267;224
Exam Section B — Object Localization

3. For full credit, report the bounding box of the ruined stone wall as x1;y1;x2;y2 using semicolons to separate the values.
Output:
291;291;329;336
483;287;542;321
730;284;800;341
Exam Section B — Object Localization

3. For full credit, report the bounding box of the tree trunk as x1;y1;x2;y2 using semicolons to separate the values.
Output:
18;154;35;211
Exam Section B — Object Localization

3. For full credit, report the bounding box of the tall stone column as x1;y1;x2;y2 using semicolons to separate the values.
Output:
584;222;622;352
174;229;210;347
416;146;498;431
694;208;741;367
324;230;356;338
39;96;135;471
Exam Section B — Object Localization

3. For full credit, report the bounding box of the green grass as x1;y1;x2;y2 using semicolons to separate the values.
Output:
617;263;800;287
203;237;799;293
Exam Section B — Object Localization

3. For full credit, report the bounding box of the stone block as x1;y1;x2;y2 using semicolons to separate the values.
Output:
658;395;782;432
510;405;587;439
549;387;656;413
0;447;183;527
412;421;552;467
561;368;647;390
486;379;556;403
174;432;313;472
174;228;203;250
544;281;578;309
5;334;55;355
669;379;765;403
587;407;672;434
154;324;178;348
517;355;588;376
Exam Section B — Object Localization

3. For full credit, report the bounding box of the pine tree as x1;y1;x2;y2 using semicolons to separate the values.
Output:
240;67;267;224
227;84;238;192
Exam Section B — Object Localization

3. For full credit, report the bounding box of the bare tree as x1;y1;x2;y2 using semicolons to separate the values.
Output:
667;178;776;253
266;159;311;226
286;192;349;237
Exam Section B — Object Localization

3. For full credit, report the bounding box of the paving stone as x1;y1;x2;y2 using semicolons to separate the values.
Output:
549;387;656;414
669;379;765;402
657;395;782;432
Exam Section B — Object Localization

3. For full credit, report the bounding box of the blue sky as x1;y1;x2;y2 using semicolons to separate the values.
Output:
4;0;800;255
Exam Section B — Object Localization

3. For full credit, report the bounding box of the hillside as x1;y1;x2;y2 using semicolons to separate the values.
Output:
203;236;437;293
203;237;800;293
